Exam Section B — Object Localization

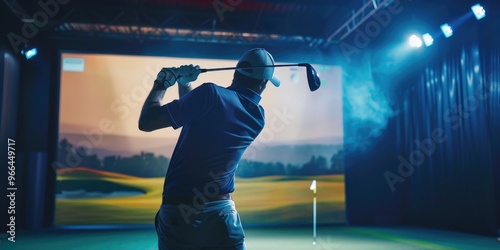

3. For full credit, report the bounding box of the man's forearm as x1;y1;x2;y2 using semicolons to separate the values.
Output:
144;82;166;109
178;84;192;98
138;81;171;131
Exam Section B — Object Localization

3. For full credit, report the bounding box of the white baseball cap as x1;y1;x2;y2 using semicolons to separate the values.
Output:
236;48;280;87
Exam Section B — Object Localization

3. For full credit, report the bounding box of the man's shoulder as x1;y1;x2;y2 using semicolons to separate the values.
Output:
196;82;220;91
197;82;231;94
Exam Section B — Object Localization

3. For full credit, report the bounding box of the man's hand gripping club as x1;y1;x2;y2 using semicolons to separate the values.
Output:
155;64;201;88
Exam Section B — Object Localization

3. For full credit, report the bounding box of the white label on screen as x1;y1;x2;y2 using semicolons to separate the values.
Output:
63;58;85;72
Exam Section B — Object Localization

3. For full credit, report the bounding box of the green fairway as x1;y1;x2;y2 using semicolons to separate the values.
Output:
55;168;345;225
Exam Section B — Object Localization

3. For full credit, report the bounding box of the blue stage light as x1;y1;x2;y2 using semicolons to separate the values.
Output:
440;24;453;38
409;35;422;48
422;33;434;47
471;4;486;20
22;48;38;59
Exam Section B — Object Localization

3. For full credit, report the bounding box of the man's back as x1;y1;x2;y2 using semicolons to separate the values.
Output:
162;83;265;196
140;48;278;250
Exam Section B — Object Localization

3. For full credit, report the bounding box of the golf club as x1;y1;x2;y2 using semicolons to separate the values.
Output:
200;63;321;92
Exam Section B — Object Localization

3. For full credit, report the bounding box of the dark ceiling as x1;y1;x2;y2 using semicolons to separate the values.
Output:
4;0;352;35
1;0;494;51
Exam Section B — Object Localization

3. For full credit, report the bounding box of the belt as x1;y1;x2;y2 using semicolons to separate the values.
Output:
162;193;231;205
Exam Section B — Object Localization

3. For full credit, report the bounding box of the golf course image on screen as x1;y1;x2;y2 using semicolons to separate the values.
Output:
55;53;344;226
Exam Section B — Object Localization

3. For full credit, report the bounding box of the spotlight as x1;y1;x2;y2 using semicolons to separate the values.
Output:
409;35;423;48
422;33;434;47
471;4;486;20
440;23;453;38
21;48;38;60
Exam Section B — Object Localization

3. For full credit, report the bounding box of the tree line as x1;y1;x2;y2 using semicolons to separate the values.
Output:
56;138;344;178
56;138;169;177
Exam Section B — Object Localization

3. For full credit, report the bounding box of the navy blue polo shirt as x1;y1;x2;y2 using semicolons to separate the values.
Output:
162;83;265;196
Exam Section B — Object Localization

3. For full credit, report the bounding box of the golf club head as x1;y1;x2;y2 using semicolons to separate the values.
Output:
299;63;321;92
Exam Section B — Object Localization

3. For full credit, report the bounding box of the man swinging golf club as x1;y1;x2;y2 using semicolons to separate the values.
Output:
139;48;279;250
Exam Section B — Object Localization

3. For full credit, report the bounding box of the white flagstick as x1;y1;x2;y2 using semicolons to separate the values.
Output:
310;180;317;245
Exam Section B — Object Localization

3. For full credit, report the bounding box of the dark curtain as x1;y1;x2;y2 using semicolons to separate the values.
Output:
490;48;500;233
396;42;499;235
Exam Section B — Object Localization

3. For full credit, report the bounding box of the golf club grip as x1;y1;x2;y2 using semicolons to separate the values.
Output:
200;67;238;73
